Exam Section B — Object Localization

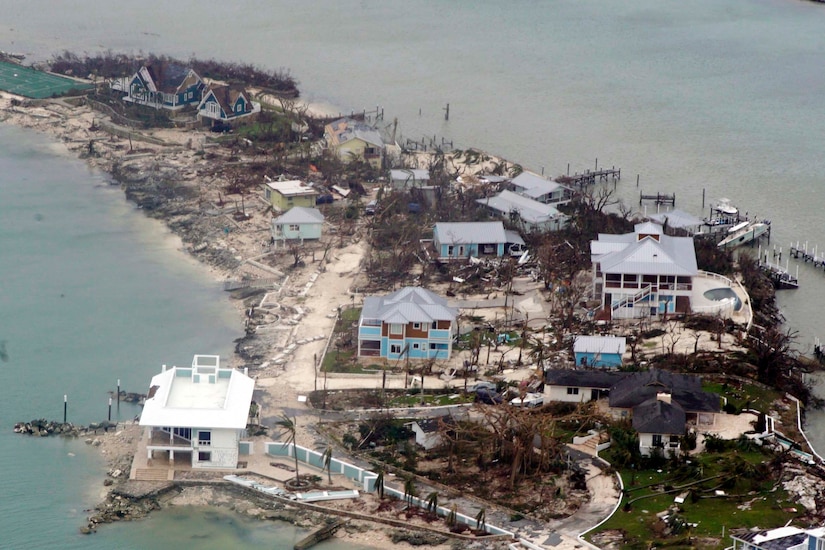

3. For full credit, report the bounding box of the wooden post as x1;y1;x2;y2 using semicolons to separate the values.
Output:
702;188;705;208
108;397;112;421
63;395;67;423
636;174;640;187
595;158;598;171
314;353;318;391
567;163;570;176
444;103;450;121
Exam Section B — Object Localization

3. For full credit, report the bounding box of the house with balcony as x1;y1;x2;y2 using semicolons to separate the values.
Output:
476;189;568;232
197;84;260;127
358;287;458;361
507;171;574;206
271;206;324;245
591;222;698;320
263;178;319;211
432;221;524;260
139;355;255;470
324;117;385;169
730;526;825;550
124;62;205;110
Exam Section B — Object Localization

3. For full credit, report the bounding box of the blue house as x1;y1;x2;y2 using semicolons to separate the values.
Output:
357;287;458;361
573;335;626;368
271;207;324;245
198;84;259;126
432;221;524;260
125;62;205;110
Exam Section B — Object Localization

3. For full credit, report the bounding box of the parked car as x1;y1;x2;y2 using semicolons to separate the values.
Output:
509;392;545;408
407;202;421;214
316;194;334;205
508;243;527;257
365;200;377;215
474;388;503;405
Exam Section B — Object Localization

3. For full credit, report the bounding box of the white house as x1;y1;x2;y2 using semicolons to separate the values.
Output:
507;172;574;206
590;222;698;320
476;189;568;232
390;168;430;190
139;355;255;469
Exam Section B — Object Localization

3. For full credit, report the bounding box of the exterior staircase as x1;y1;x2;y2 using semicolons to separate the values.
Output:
133;468;173;481
612;285;655;312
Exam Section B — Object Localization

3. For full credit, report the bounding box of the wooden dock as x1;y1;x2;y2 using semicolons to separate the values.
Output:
563;167;621;187
639;191;675;206
789;243;825;269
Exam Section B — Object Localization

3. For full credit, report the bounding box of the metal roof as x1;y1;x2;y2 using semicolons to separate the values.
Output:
361;287;458;324
434;221;507;245
273;206;324;224
510;172;569;198
574;335;626;355
325;118;384;148
476;190;564;224
264;179;318;197
647;209;704;229
591;225;697;276
391;169;430;182
733;527;809;550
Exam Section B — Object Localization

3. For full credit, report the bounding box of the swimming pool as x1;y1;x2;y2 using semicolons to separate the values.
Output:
703;287;742;311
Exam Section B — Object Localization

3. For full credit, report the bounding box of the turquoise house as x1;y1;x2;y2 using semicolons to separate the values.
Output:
573;335;626;368
357;287;458;361
432;221;523;260
271;207;324;244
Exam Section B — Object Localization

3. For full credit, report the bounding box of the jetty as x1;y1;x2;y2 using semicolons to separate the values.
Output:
789;242;825;270
564;166;621;187
760;246;799;290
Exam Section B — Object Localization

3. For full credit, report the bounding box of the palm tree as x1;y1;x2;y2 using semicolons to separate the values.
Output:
275;414;300;483
425;491;439;514
322;446;333;484
374;468;385;499
403;476;417;507
475;507;487;532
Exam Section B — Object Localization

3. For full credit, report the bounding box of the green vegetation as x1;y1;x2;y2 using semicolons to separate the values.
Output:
386;391;474;407
702;380;781;415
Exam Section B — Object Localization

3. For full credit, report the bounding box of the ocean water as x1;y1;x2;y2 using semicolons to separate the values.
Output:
3;0;825;543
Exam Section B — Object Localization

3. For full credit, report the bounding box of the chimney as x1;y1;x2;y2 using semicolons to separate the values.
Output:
657;392;672;404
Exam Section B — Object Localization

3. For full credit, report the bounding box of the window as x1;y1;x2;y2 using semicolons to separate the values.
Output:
198;431;211;446
390;344;401;354
265;188;272;199
413;322;421;330
390;323;403;335
447;245;454;256
198;451;211;462
289;224;300;231
566;387;579;395
652;434;663;447
412;343;420;350
188;91;193;99
431;321;438;330
429;343;437;350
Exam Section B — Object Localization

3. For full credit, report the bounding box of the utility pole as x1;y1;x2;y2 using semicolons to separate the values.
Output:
443;103;450;121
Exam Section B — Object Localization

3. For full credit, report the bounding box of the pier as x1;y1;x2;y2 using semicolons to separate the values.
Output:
563;167;621;187
789;242;825;270
639;191;675;207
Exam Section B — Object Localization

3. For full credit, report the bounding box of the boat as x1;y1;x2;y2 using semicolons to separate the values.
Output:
703;198;742;232
717;219;770;249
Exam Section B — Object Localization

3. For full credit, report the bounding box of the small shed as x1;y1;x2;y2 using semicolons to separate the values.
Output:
573;335;626;368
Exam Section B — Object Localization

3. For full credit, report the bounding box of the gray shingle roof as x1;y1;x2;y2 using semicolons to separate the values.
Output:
609;369;719;413
361;287;458;324
733;528;809;550
273;206;324;224
544;369;630;389
434;222;507;245
632;398;685;434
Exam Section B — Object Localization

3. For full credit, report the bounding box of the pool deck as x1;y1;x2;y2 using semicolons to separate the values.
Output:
691;272;752;326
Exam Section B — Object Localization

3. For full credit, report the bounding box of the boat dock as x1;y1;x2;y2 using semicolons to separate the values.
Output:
789;242;825;269
564;167;621;187
639;191;675;206
760;246;799;289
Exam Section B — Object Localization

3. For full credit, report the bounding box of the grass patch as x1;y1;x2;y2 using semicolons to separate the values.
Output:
702;380;781;413
387;392;474;407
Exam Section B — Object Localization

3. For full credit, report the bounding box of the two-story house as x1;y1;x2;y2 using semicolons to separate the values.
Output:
125;62;205;110
263;178;319;211
271;206;324;245
358;287;458;361
324;118;385;169
591;221;698;320
731;526;825;550
139;355;255;469
507;171;574;206
197;84;260;127
432;221;524;260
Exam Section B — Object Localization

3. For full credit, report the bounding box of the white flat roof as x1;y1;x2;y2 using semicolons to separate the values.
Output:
139;357;254;430
264;179;318;196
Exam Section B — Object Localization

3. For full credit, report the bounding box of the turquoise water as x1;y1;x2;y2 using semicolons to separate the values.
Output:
3;0;825;543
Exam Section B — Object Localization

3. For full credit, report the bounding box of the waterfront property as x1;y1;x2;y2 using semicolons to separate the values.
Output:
262;178;319;211
507;171;574;206
357;287;458;360
271;206;324;244
573;335;626;368
138;355;255;469
591;221;698;320
390;168;430;190
476;189;568;232
646;209;704;236
197;84;259;126
432;221;523;260
123;62;205;110
544;368;719;456
730;526;825;550
324;117;385;169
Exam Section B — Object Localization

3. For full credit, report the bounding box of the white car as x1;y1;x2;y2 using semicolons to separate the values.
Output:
510;392;544;408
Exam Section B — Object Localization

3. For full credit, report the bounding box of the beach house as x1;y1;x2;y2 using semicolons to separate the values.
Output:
591;221;698;320
476;190;568;232
124;62;205;110
139;355;255;469
507;172;574;206
324;117;385;169
271;206;324;244
730;526;825;550
263;178;319;211
573;335;626;368
357;287;458;361
432;221;524;260
197;84;259;126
